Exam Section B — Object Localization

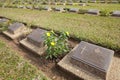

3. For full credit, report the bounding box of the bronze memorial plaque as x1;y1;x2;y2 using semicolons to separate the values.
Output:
71;41;114;79
27;28;46;47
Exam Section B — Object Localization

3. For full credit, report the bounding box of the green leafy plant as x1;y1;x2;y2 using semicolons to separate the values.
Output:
100;10;110;16
44;31;69;59
0;20;10;32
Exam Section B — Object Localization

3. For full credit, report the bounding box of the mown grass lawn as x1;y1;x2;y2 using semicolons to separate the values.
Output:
0;8;120;50
42;3;120;12
0;40;49;80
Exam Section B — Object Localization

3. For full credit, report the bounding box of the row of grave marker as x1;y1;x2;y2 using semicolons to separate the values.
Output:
5;5;120;17
42;2;119;5
44;7;120;17
0;18;115;80
2;3;120;17
14;1;119;6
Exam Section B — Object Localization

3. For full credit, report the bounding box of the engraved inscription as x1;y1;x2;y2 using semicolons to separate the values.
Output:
71;41;114;72
80;46;86;54
95;48;101;53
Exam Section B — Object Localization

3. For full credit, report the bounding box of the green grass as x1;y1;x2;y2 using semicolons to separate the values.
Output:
7;3;120;12
42;3;120;12
0;8;120;50
0;40;49;80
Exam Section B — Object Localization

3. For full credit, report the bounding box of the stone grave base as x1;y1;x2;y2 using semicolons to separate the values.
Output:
20;38;46;55
112;11;120;17
86;13;99;15
3;27;31;39
54;8;65;13
44;8;52;11
58;46;120;80
79;3;86;6
84;14;98;17
56;10;66;13
86;9;100;15
112;14;120;17
112;15;120;17
59;10;66;13
47;9;52;11
69;10;79;13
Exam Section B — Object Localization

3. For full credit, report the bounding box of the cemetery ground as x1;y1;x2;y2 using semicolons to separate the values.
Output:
0;37;49;80
0;33;79;80
9;3;120;12
42;3;120;12
0;3;120;80
0;24;120;80
0;8;120;50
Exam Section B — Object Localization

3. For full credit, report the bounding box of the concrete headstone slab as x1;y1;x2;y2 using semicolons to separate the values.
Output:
27;28;46;47
87;9;100;15
58;41;114;80
69;8;79;12
8;22;25;34
71;41;114;79
112;11;120;17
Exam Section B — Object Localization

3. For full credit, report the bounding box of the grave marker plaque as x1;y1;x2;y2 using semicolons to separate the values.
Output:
26;6;33;9
79;3;86;6
44;7;52;11
70;41;114;79
19;5;24;8
8;22;25;34
27;28;46;47
0;18;8;23
90;0;96;3
87;9;100;15
55;8;63;11
34;6;39;9
69;8;79;13
54;7;65;12
67;3;73;5
111;0;118;3
112;11;120;17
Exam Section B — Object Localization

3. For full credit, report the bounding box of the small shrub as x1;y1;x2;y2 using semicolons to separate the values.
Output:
44;31;69;59
12;4;18;8
64;8;70;11
0;23;8;31
100;10;110;16
7;4;17;8
39;6;45;10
